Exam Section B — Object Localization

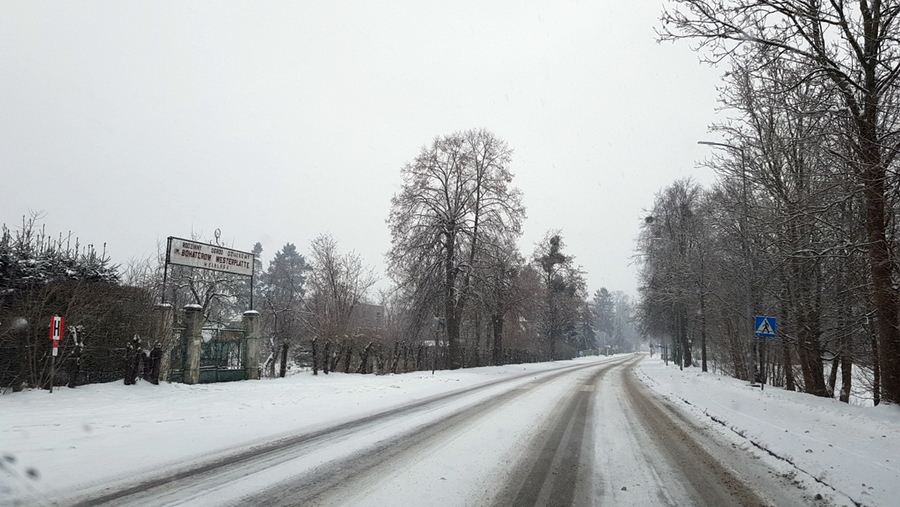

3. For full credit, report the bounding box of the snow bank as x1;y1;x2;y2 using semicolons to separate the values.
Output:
638;358;900;507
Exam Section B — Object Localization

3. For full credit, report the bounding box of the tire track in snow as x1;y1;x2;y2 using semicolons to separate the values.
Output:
497;356;803;507
493;357;633;507
251;357;631;507
67;358;628;507
622;364;777;506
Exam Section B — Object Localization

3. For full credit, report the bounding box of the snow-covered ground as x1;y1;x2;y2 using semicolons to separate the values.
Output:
2;354;898;506
637;358;900;507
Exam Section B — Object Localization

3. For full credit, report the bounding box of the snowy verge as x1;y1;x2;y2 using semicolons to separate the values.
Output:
636;357;900;507
0;356;609;505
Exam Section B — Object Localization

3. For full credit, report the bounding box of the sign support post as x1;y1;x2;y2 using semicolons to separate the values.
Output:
48;315;64;393
754;316;776;390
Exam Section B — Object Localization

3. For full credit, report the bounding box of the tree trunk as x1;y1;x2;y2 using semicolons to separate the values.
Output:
796;311;827;396
837;293;853;403
266;338;276;378
356;342;372;374
492;313;504;366
148;347;161;385
781;295;795;391
862;168;900;403
680;305;692;368
443;228;463;370
446;311;462;369
331;347;340;373
728;321;745;380
374;343;386;374
309;339;317;376
827;356;839;397
390;342;399;374
782;337;795;391
840;352;853;403
344;343;353;374
855;39;900;403
871;330;881;406
280;342;289;378
67;350;81;388
699;293;708;372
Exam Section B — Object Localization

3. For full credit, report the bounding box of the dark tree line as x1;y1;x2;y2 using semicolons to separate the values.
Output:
641;0;900;404
1;215;154;391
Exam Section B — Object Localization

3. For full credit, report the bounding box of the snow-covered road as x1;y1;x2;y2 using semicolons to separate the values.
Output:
4;354;894;506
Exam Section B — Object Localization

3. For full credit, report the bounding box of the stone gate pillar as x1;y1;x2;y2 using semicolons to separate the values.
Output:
183;304;203;384
242;310;260;380
153;303;174;382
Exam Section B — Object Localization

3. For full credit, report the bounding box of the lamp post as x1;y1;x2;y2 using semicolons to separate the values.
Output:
698;141;758;385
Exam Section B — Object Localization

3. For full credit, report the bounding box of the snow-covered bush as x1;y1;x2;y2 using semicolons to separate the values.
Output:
1;215;153;391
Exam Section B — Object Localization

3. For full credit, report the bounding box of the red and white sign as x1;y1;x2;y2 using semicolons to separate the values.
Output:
49;316;64;357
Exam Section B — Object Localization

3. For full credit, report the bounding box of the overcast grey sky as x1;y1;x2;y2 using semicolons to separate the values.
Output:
1;1;723;298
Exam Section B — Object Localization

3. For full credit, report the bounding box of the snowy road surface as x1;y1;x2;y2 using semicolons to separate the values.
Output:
3;355;813;507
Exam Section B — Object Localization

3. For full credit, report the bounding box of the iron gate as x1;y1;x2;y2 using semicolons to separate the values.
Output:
169;325;247;383
199;327;245;383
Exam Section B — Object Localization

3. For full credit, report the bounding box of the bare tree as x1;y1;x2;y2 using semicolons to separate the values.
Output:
637;180;706;370
479;237;523;366
388;129;525;369
700;47;877;399
660;0;900;403
306;234;377;371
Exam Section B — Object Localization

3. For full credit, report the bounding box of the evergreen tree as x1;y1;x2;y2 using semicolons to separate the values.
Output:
259;243;310;376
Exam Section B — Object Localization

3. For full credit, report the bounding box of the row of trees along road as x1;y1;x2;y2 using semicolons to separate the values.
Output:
643;0;900;405
3;129;643;390
386;129;641;369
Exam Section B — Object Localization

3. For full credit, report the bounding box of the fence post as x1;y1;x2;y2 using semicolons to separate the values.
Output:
242;310;260;380
183;305;203;384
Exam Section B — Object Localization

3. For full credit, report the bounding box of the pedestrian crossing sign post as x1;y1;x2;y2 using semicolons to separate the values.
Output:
755;316;776;337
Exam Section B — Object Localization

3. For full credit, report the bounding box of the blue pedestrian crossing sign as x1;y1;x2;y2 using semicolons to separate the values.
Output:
755;316;777;337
